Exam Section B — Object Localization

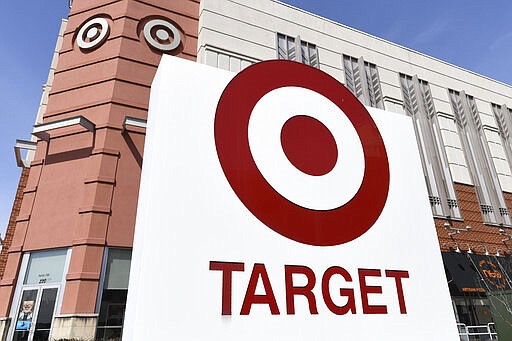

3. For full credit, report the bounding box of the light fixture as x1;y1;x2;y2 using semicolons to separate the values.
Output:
499;228;512;242
496;248;501;257
466;244;473;254
14;139;37;168
122;116;147;133
445;224;472;236
455;244;461;253
445;224;472;247
32;115;95;141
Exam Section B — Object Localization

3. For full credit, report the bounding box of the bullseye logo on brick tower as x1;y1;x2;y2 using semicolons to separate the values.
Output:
214;60;390;246
124;56;461;341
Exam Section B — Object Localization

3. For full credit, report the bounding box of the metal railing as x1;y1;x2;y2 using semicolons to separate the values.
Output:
458;323;498;341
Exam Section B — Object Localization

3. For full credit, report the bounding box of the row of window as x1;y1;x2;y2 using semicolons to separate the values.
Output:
10;248;131;341
277;34;384;110
277;33;318;68
276;32;512;225
400;75;461;219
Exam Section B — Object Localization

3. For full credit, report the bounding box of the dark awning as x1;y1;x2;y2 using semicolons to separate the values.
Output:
468;254;512;292
442;252;484;293
442;252;512;293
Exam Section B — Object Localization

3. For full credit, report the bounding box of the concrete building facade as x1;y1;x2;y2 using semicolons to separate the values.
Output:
1;0;512;340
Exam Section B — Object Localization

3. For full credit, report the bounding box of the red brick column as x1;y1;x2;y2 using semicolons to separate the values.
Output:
0;0;200;324
0;168;30;280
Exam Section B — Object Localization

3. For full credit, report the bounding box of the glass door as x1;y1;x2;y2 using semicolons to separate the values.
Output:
12;286;59;341
32;287;58;341
12;289;37;341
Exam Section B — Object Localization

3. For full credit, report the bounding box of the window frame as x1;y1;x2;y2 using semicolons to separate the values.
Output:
400;74;461;219
342;54;384;109
449;90;511;226
95;247;132;341
276;33;319;68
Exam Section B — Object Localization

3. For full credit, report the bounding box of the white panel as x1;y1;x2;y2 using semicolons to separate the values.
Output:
454;148;467;166
499;174;512;193
484;129;502;144
319;64;342;82
230;56;241;72
378;68;398;86
205;49;219;67
437;115;457;133
124;56;459;341
200;29;274;61
440;130;460;150
384;100;404;115
434;101;453;116
381;82;402;101
480;114;497;129
450;164;472;185
488;141;507;160
317;48;340;69
475;98;492;115
445;146;467;167
429;84;449;102
218;53;230;71
494;158;511;176
445;147;461;166
241;60;252;70
201;10;275;50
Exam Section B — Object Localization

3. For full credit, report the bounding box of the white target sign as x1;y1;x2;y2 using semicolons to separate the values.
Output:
123;56;459;341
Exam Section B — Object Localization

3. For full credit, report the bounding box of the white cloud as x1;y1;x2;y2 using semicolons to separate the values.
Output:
411;16;450;47
489;31;512;51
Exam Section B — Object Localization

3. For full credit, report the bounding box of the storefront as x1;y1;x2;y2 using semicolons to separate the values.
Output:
443;252;512;339
1;0;512;339
8;249;70;341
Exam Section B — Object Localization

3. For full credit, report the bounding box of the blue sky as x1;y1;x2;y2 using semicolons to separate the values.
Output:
1;1;512;239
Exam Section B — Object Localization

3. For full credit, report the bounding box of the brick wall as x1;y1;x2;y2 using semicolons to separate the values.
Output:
436;183;512;255
0;167;30;279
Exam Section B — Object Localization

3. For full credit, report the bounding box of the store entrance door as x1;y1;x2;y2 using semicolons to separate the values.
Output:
12;286;59;341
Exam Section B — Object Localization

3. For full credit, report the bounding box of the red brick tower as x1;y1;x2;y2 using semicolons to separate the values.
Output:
0;0;199;339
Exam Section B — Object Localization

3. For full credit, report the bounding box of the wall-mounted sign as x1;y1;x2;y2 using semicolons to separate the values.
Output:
469;254;512;291
123;56;459;340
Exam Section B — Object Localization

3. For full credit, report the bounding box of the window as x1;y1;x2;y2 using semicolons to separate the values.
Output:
491;103;512;174
400;74;461;218
448;90;511;225
24;249;68;285
343;54;384;109
96;248;132;341
277;33;319;67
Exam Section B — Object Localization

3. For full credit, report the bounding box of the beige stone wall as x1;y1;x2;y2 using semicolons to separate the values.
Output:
50;314;97;341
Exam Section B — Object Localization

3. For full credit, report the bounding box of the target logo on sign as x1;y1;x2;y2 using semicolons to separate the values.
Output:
215;60;389;246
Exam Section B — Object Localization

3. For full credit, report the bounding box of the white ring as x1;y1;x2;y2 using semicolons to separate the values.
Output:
77;18;109;50
248;86;365;211
143;19;181;52
86;27;99;39
155;29;170;41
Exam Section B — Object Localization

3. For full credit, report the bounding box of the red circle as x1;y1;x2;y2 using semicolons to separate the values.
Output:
215;60;389;246
281;115;338;176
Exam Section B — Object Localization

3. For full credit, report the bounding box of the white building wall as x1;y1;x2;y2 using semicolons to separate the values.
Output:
198;0;512;190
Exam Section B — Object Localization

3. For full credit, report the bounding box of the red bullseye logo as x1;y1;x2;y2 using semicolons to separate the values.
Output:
214;60;389;246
